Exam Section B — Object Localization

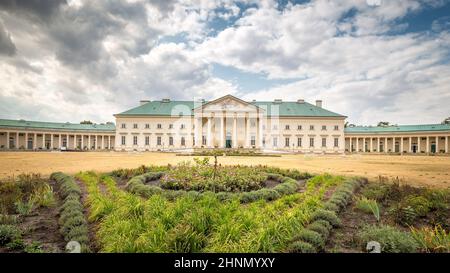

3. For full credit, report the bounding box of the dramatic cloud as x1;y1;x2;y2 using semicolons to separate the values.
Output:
0;0;449;125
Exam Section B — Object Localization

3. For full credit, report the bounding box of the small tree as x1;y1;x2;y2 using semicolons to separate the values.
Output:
80;120;93;124
377;121;390;127
442;117;450;124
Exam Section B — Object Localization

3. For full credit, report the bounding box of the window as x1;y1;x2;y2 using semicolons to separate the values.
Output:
181;137;185;146
297;137;302;147
157;136;162;146
251;136;256;146
285;125;290;130
309;137;314;147
310;125;315;130
273;137;278;147
180;124;185;129
121;123;126;129
133;124;138;129
169;124;173;129
285;137;290;147
193;137;195;146
157;124;162;129
169;137;173;146
298;125;302;130
202;136;207;145
322;125;327;131
121;136;126;145
334;125;339;131
145;124;150;129
322;138;327;147
145;136;149;145
133;136;138;145
334;138;339;147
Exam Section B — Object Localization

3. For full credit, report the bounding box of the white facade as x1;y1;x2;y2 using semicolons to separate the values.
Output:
114;95;346;153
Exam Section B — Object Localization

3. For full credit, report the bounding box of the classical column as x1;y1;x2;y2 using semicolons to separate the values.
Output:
102;135;105;150
436;136;439;153
426;136;429;153
33;133;37;150
25;132;28;150
42;133;45;149
445;136;449;154
245;115;250;147
409;137;412;153
392;137;395;153
6;132;10;149
81;135;85;150
232;114;237;148
108;135;111;149
220;115;225;148
418;137;421;153
370;138;373;152
400;137;404;154
51;134;54;150
206;117;212;148
356;138;359;153
88;135;91;150
258;114;263;148
95;135;98;150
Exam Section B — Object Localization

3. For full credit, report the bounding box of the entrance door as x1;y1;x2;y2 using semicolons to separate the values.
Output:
431;144;436;153
226;135;232;148
27;138;33;149
412;144;417;153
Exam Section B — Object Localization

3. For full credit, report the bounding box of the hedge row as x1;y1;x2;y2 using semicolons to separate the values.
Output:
288;177;367;253
50;172;90;253
125;172;302;203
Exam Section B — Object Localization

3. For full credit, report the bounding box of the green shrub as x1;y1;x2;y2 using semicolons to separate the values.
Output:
391;205;417;226
295;229;325;249
411;225;450;253
310;209;341;227
361;183;390;201
288;240;316;253
51;172;82;199
355;196;381;222
307;221;330;239
15;198;35;216
0;214;18;225
0;224;21;246
358;225;418;253
403;195;431;217
323;202;339;212
60;215;87;235
6;238;25;250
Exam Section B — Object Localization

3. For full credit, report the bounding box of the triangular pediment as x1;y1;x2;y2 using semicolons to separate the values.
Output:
194;95;262;113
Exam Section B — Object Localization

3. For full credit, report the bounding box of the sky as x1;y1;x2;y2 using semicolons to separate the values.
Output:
0;0;449;126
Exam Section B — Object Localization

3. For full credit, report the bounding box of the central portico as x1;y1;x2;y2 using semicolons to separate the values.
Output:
193;95;264;149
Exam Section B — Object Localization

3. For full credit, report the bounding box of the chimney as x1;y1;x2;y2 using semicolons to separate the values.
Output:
316;100;322;108
297;99;305;104
140;100;150;106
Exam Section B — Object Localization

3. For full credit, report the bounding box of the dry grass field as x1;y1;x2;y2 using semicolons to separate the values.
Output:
0;151;449;188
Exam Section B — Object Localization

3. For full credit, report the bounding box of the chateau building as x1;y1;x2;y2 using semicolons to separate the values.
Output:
1;94;449;154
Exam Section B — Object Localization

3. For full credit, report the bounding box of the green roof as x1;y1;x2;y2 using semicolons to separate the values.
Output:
345;124;450;134
116;100;345;118
0;119;115;132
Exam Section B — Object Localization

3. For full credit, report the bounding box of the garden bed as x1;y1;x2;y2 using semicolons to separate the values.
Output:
326;179;450;253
